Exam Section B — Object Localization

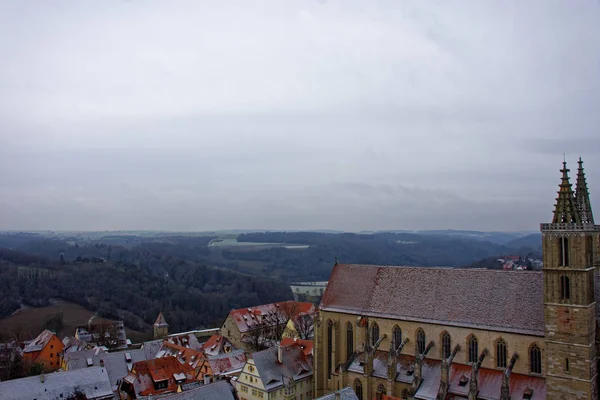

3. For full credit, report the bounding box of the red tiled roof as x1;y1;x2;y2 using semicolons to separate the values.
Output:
130;356;196;396
321;264;544;335
229;301;315;333
281;338;314;356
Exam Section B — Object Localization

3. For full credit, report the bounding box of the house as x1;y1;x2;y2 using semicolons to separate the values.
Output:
156;341;204;373
62;347;148;393
201;334;236;356
221;301;315;351
0;366;113;400
197;349;247;380
75;320;128;350
119;356;199;399
235;343;313;400
315;160;597;399
22;329;64;371
166;332;202;351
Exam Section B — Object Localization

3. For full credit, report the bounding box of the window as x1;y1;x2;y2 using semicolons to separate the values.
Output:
248;365;254;372
468;335;478;363
559;237;569;267
241;385;248;393
50;353;54;358
402;389;409;399
530;344;541;374
250;377;253;383
441;332;451;359
416;329;425;355
371;322;380;346
354;379;363;400
393;326;402;349
565;358;570;373
347;322;353;359
496;339;507;368
252;389;258;396
377;384;386;394
327;320;333;377
560;275;571;300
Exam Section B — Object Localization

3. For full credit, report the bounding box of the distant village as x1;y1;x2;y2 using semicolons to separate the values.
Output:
496;255;543;271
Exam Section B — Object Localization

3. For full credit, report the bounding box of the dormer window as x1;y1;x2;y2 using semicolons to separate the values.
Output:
523;386;533;399
458;374;469;387
406;365;414;376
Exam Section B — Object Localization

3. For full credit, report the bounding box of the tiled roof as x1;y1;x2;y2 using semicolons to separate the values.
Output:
201;335;236;356
320;264;544;336
62;336;93;353
280;338;314;356
64;347;147;390
142;339;165;359
0;366;113;400
166;333;202;350
23;329;55;353
152;380;237;400
127;356;197;397
315;386;359;400
228;301;315;333
206;349;247;376
251;345;313;391
157;342;204;369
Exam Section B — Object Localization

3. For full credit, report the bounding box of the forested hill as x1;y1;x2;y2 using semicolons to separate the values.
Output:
0;230;541;335
0;246;293;334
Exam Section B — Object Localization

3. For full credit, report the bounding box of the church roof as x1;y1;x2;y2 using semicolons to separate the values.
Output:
154;312;169;327
552;161;581;224
320;264;544;336
575;157;595;224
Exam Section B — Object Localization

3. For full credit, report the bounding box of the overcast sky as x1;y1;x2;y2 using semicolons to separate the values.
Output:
1;1;599;232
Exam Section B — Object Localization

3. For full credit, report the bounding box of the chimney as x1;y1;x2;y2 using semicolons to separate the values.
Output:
204;375;210;385
335;391;341;400
277;344;283;364
40;372;45;383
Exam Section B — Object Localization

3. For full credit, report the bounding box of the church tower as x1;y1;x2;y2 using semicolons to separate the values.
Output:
542;159;599;399
153;312;169;340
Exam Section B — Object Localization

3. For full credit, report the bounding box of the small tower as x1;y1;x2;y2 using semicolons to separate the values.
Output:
542;159;599;400
153;312;169;340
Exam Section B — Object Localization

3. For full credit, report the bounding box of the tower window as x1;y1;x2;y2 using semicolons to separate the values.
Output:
441;332;451;360
377;384;386;394
530;344;541;374
496;339;507;368
560;275;571;300
558;237;569;267
371;322;379;347
393;326;402;349
565;358;570;373
327;320;333;378
346;322;353;360
468;335;478;364
416;329;425;355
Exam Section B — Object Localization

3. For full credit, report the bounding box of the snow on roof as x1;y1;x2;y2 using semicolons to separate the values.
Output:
0;366;113;400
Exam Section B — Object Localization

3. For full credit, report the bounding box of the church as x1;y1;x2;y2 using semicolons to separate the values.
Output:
314;159;599;400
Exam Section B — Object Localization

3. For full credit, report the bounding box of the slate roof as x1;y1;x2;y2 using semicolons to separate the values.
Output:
143;339;165;359
23;329;56;353
155;312;169;327
228;301;315;333
151;380;237;400
251;345;313;392
0;366;113;400
62;336;94;353
321;264;544;336
64;347;148;390
315;386;359;400
166;332;202;350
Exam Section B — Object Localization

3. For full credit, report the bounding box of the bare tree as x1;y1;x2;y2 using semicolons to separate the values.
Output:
291;313;315;340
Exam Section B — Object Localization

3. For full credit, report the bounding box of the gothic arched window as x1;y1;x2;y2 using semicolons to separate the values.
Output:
346;322;353;360
530;344;542;374
416;329;425;355
468;335;478;363
377;384;386;394
393;326;402;349
560;275;571;300
327;320;333;377
355;379;363;400
371;322;380;346
496;338;507;368
441;331;451;359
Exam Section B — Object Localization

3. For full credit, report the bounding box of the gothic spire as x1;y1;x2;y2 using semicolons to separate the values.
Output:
552;161;581;224
575;157;594;224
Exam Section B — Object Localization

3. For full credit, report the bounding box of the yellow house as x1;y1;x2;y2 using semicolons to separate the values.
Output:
235;344;313;400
